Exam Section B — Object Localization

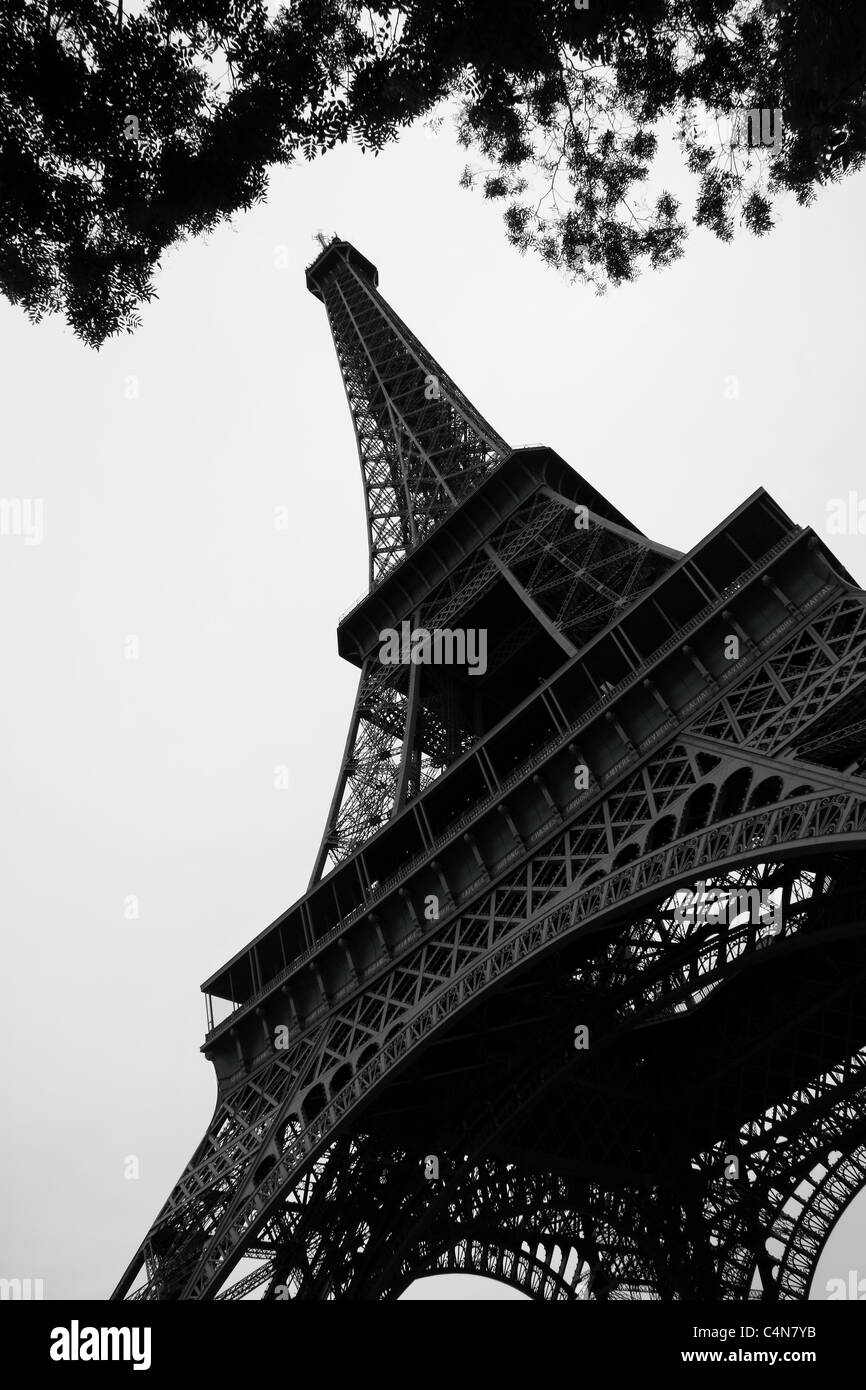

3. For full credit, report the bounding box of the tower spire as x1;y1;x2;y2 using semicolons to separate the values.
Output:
305;238;677;882
306;237;509;588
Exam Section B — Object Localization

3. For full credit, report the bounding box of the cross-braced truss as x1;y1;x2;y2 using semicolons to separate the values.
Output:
312;238;508;586
315;487;672;877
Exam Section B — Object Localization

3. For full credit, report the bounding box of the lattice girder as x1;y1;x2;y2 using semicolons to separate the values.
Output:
310;239;508;585
314;482;675;877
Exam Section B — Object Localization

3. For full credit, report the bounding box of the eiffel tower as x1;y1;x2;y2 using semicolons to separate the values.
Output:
114;237;866;1302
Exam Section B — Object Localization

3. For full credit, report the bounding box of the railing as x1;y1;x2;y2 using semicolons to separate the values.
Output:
337;588;373;626
202;530;821;1044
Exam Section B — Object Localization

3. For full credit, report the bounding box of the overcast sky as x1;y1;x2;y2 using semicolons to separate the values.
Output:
1;92;865;1301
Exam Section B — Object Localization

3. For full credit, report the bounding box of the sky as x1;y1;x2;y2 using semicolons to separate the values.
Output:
1;79;866;1301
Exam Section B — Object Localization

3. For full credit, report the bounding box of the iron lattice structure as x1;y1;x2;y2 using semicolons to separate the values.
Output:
114;239;866;1302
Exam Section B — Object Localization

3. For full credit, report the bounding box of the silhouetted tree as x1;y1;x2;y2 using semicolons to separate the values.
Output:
2;0;864;345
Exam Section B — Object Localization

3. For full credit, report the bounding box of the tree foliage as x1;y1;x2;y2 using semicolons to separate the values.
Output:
2;0;865;345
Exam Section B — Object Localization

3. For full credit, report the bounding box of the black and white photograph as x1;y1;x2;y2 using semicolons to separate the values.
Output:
2;0;866;1366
